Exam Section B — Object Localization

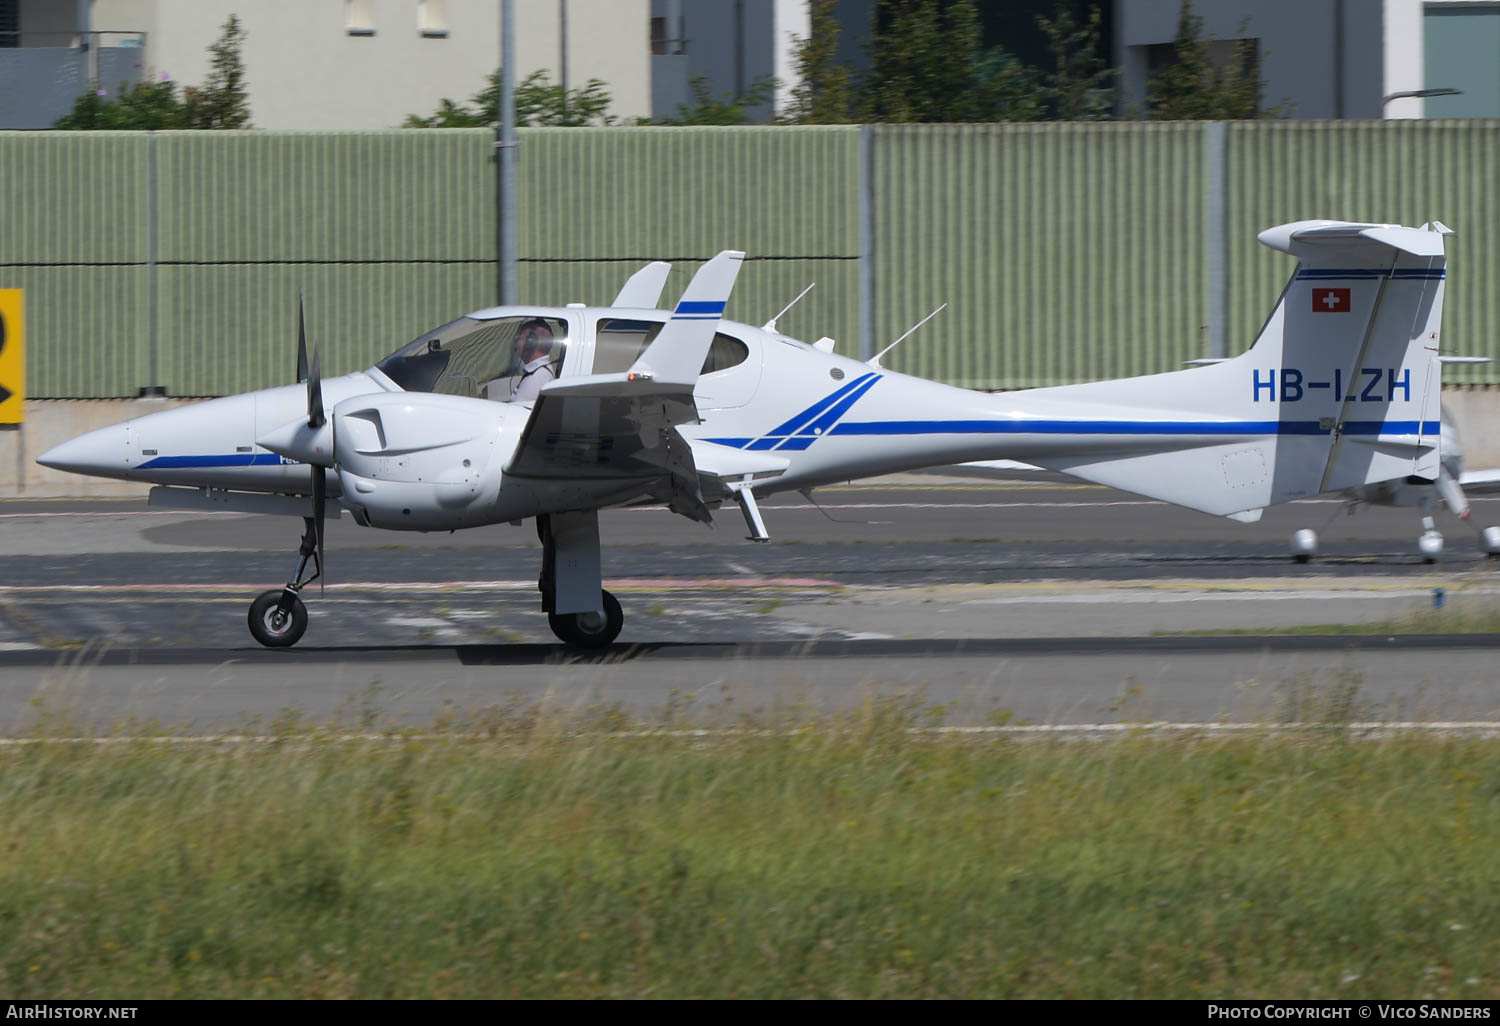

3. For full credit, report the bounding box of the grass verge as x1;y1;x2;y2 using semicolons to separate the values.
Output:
3;694;1500;998
1157;602;1500;637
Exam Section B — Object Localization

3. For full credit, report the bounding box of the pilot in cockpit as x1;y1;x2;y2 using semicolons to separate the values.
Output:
508;317;558;401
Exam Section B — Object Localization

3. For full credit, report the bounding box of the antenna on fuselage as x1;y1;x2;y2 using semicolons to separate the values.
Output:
762;282;815;332
868;303;947;369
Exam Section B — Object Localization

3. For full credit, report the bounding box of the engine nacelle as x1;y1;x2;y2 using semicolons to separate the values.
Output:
331;392;515;530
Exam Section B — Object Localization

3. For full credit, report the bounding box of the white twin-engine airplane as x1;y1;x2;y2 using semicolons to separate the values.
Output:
37;219;1496;648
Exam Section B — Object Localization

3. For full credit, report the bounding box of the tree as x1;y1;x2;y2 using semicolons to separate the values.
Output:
404;70;614;128
781;0;853;124
52;16;251;130
1145;0;1291;120
1036;3;1114;120
651;73;779;126
53;79;190;130
181;14;252;129
860;0;1040;123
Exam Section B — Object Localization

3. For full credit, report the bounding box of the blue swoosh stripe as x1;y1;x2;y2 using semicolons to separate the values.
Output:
795;374;884;437
760;373;878;440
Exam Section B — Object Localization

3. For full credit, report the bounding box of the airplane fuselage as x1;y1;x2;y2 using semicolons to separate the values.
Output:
40;313;1294;531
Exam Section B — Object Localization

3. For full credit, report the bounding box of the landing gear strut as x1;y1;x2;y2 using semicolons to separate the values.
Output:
248;516;321;647
537;512;623;649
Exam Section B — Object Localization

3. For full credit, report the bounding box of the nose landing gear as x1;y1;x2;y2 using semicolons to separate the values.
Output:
247;517;321;648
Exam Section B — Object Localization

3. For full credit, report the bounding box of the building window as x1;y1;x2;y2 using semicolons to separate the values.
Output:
1424;6;1500;118
346;0;375;37
0;0;18;49
650;16;684;56
419;0;448;38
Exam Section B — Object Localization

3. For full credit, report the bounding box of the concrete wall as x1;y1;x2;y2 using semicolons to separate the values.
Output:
10;391;1500;498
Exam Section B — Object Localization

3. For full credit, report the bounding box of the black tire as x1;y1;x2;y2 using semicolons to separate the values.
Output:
248;589;308;648
548;589;623;649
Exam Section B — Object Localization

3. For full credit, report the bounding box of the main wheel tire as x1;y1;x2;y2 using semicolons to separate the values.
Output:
548;589;623;649
248;590;308;648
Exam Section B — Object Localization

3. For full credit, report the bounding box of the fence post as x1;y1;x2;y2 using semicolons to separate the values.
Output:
858;123;874;362
1205;120;1227;360
141;130;164;397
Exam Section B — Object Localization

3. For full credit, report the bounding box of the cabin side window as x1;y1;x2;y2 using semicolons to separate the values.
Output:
592;319;749;376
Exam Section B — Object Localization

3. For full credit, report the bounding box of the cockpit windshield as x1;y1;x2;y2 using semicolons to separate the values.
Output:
375;315;569;401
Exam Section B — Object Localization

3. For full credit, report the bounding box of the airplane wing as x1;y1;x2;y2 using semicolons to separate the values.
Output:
503;251;745;522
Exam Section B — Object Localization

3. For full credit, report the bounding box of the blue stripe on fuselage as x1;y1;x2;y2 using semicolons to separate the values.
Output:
138;453;285;469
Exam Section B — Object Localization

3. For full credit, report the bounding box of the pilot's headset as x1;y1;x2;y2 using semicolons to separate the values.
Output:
517;318;554;363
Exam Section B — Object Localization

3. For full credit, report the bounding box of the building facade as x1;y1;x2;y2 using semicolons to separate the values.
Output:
1115;0;1500;120
3;0;654;129
649;0;808;120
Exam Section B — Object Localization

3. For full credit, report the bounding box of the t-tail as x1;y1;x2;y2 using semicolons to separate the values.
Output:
1022;219;1451;517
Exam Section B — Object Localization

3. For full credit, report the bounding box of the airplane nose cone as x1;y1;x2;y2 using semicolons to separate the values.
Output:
36;423;135;479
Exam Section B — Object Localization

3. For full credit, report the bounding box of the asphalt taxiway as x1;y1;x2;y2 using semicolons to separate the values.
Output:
2;474;1499;729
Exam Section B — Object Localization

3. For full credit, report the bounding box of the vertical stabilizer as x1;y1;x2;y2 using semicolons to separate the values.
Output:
1257;221;1447;492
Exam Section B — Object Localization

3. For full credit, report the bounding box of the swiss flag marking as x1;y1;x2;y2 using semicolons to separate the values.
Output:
1312;287;1351;313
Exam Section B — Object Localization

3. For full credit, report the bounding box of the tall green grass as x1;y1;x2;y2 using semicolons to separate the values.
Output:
3;693;1500;998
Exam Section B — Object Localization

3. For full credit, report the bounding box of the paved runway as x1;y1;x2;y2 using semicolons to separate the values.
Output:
3;473;1500;729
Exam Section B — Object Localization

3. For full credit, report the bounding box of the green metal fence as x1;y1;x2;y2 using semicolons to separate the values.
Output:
3;122;1498;398
871;122;1208;389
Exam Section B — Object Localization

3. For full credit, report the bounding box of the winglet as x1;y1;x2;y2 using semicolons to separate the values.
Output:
612;261;672;309
630;250;744;387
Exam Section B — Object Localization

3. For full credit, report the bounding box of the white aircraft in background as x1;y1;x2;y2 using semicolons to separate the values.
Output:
1289;404;1500;562
38;219;1476;648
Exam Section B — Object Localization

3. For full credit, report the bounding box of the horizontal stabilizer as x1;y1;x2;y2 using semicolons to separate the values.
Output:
1259;220;1450;258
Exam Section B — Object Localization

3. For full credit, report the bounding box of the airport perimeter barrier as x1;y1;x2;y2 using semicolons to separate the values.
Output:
2;121;1498;399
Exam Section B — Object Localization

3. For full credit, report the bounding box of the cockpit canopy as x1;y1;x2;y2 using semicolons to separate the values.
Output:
375;314;570;400
375;311;752;401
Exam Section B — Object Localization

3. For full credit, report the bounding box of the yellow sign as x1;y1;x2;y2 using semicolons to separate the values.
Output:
0;289;21;424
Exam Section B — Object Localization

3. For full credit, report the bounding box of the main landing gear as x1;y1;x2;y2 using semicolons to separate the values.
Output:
247;517;321;647
244;511;625;650
537;511;623;649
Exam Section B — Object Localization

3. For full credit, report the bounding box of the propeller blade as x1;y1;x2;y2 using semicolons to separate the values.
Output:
311;465;327;594
307;347;326;430
296;291;309;384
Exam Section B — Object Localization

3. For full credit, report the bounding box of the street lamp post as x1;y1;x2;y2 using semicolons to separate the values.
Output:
1382;87;1461;116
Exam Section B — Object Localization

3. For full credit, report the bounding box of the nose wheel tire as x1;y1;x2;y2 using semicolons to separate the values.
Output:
548;590;623;649
249;590;309;648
